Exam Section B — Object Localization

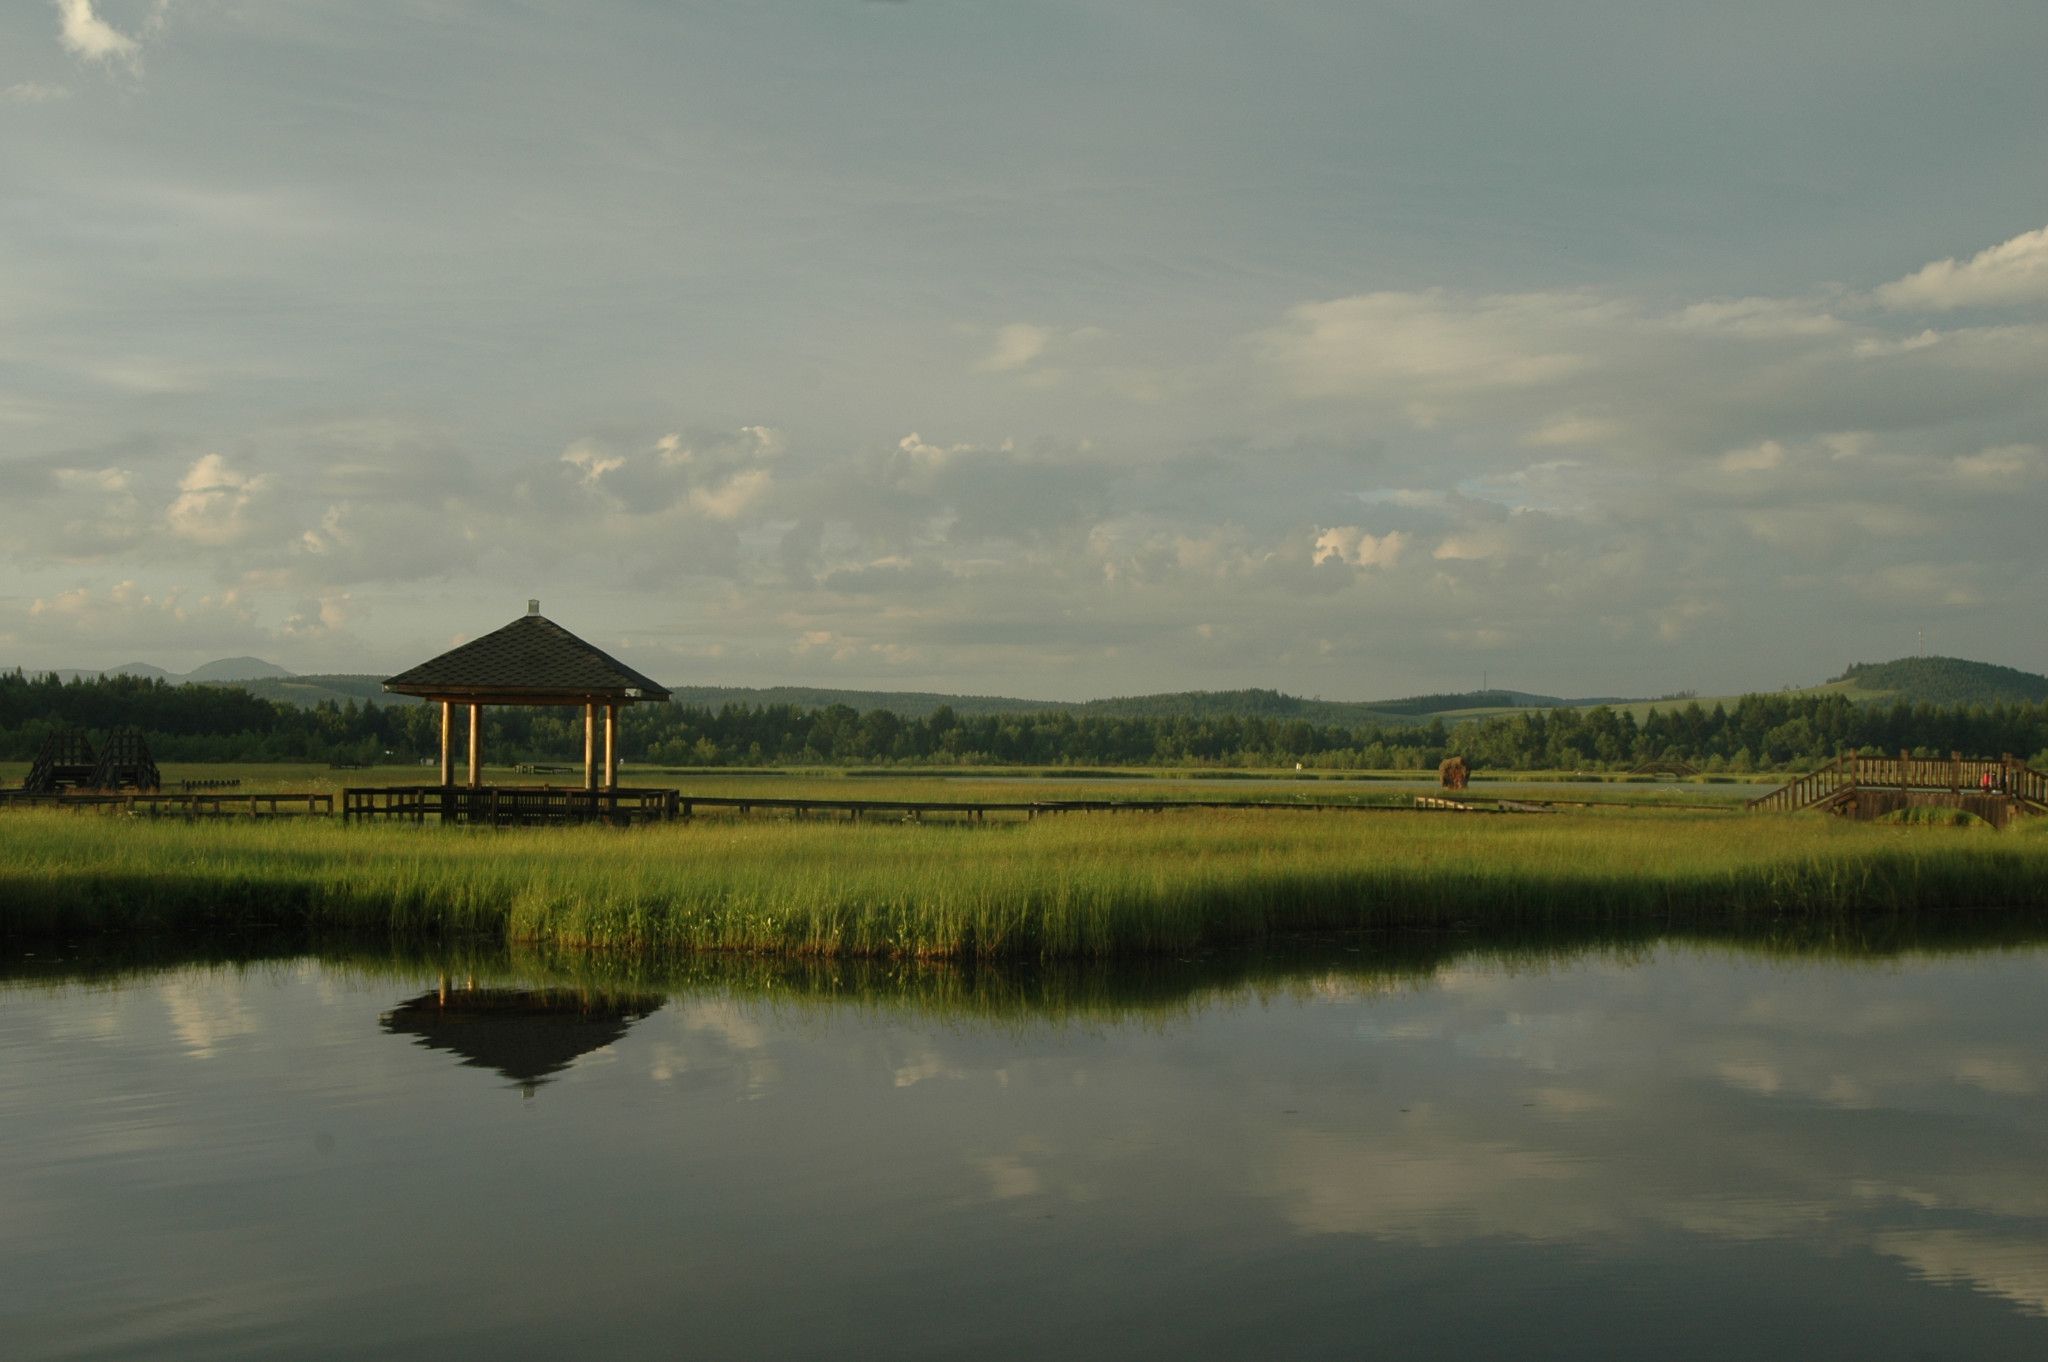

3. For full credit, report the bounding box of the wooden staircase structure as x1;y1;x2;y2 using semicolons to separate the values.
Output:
89;728;162;792
23;729;98;793
20;727;160;794
1749;751;2048;829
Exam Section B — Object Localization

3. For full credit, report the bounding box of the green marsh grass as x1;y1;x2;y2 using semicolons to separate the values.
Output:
3;807;2044;958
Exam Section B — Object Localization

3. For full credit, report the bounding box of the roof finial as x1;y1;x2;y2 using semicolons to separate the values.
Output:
527;599;540;616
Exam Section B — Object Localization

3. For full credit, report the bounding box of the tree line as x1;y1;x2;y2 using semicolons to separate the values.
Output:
3;670;2046;771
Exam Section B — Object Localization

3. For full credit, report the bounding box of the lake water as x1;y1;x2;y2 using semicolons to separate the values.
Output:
4;933;2047;1360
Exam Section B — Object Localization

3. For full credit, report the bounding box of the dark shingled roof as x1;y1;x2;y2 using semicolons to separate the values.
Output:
384;613;671;701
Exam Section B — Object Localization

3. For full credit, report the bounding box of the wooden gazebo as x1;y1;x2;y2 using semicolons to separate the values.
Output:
383;601;670;790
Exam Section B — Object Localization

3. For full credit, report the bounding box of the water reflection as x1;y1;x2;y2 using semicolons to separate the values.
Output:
3;923;2047;1360
379;980;663;1095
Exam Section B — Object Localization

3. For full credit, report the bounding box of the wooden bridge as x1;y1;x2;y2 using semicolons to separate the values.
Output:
1748;752;2048;829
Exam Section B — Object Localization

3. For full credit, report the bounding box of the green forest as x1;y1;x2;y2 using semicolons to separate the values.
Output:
6;670;2048;772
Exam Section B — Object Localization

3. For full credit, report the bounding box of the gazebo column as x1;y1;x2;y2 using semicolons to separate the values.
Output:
439;701;455;786
583;702;598;791
467;703;484;788
603;702;618;789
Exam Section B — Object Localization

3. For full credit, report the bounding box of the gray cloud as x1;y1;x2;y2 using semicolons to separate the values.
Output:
2;3;2046;691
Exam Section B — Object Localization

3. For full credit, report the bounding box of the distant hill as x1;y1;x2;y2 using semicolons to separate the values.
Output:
171;675;1644;725
1826;656;2048;707
39;657;289;685
185;656;293;682
667;683;1626;727
226;674;421;708
668;685;1059;719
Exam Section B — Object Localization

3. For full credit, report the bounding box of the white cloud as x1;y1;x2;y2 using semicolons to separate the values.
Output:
1718;440;1787;475
1313;526;1408;569
1672;297;1843;338
1523;413;1620;448
898;431;975;466
978;323;1052;373
1948;444;2039;488
282;592;354;637
1432;527;1509;562
561;441;626;485
689;467;773;520
1877;223;2048;311
1259;290;1607;399
165;453;263;545
55;0;140;65
3;81;71;103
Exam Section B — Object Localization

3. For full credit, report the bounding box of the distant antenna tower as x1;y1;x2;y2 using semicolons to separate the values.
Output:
1917;628;1924;658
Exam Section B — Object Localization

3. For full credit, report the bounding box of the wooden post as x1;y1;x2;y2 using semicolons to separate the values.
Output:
439;700;455;786
468;704;484;788
1952;751;1961;795
604;703;619;789
583;703;598;791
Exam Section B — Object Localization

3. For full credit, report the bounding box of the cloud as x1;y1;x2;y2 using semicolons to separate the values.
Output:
1312;526;1408;569
282;592;354;638
1523;413;1620;448
1877;223;2048;311
1948;444;2040;488
1718;440;1787;475
561;441;626;486
1670;297;1844;338
978;323;1052;373
3;81;71;103
1431;527;1510;562
166;453;263;545
689;467;774;521
55;0;141;66
24;579;259;643
1259;290;1608;399
1861;562;1983;609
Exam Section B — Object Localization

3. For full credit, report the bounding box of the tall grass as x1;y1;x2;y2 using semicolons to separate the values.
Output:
2;808;2043;959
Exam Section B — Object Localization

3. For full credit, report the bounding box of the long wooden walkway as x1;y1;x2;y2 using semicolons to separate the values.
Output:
339;784;1556;827
0;790;332;818
1748;752;2047;828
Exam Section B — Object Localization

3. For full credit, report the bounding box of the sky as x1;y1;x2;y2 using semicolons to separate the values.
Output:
3;1;2045;700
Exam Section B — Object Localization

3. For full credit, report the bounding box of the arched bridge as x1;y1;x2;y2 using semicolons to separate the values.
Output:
1749;752;2047;829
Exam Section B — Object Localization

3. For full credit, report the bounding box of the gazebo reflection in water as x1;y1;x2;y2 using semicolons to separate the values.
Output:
380;977;665;1097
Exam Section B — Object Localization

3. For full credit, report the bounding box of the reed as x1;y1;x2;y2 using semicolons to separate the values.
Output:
2;808;2043;959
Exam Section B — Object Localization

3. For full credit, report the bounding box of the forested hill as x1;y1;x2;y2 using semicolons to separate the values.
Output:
6;669;2048;769
1830;657;2048;707
207;677;1594;723
668;685;1058;719
651;685;1589;725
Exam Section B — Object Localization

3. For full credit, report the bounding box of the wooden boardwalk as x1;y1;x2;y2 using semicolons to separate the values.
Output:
0;790;332;818
1748;752;2048;829
339;784;1563;827
343;785;679;826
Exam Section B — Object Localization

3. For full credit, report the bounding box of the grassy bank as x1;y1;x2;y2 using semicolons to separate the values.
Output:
3;807;2044;958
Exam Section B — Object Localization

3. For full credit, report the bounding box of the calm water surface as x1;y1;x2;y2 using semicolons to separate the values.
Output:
4;936;2046;1360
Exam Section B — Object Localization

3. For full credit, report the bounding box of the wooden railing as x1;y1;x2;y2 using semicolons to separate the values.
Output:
1749;751;2048;814
342;785;682;826
0;790;331;817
